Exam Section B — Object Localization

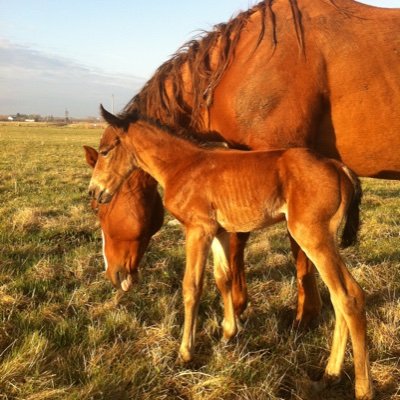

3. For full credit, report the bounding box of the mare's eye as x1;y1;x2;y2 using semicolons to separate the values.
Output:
100;149;110;157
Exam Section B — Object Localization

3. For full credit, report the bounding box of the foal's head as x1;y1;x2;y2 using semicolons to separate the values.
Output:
85;145;163;291
88;111;136;204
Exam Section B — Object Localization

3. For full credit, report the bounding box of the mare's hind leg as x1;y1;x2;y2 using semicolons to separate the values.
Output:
212;231;239;342
289;235;322;327
229;232;249;317
291;232;373;400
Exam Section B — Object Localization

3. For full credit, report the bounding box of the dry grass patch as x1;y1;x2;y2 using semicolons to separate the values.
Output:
12;207;43;232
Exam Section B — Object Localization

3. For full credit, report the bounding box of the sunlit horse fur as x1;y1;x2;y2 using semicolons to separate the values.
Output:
89;108;372;400
84;145;164;291
92;0;400;328
84;145;248;324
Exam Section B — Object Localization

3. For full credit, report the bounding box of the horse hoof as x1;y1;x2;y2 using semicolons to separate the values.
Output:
356;395;374;400
178;347;193;363
355;383;374;400
221;319;238;342
294;312;320;331
355;394;374;400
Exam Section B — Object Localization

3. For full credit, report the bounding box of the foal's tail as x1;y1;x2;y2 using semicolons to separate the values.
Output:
340;166;362;248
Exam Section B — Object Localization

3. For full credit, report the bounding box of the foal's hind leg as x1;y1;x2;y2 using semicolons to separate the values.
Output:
292;234;373;400
212;231;239;342
289;236;322;327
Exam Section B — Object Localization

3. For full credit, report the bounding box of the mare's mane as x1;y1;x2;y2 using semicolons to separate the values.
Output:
118;1;281;130
115;0;343;131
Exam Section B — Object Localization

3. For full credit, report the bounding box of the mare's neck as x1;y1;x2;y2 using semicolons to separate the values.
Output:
124;120;202;188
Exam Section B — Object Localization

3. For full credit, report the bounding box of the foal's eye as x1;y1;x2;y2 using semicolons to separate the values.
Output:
100;149;110;157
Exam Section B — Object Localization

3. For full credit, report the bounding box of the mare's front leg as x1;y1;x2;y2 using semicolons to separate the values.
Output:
229;232;250;317
289;235;322;327
179;225;215;362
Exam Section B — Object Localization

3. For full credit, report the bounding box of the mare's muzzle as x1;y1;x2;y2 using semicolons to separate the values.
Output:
108;270;138;292
88;184;113;204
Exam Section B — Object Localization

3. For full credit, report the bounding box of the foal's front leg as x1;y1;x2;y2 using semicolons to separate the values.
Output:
212;230;239;342
179;225;214;362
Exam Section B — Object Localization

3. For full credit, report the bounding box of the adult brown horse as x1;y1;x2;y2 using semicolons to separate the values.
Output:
91;0;399;326
88;109;371;399
84;145;164;290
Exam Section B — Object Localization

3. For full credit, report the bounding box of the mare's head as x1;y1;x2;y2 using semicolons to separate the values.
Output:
88;106;138;205
85;144;163;291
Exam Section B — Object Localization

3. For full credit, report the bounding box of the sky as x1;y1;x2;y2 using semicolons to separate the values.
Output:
0;0;399;118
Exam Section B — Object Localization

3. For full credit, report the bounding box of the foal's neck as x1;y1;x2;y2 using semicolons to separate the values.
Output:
125;120;203;188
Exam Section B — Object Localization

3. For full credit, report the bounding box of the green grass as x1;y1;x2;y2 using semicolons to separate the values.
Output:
0;124;399;399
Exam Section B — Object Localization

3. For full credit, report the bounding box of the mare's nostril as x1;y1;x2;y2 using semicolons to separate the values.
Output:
98;189;105;203
88;185;98;199
98;190;113;204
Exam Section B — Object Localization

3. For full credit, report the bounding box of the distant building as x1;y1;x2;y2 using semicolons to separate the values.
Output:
7;116;13;121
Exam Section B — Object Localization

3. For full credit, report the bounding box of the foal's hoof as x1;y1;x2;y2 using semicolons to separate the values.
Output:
178;347;193;364
221;318;239;343
355;382;374;400
355;394;374;400
355;393;374;400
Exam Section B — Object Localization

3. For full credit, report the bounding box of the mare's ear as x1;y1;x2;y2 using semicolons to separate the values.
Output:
83;145;98;168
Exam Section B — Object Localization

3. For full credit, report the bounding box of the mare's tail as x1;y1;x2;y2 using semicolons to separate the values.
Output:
340;166;362;248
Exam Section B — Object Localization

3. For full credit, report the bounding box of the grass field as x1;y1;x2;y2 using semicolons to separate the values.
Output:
0;124;399;400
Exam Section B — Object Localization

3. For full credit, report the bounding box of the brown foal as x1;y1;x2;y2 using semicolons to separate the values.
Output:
89;108;372;400
84;145;247;326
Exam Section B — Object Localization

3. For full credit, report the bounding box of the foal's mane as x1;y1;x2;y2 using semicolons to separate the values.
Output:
119;1;282;131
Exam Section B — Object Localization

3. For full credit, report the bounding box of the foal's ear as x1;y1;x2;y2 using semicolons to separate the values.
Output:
100;104;123;127
83;145;98;168
100;104;139;132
